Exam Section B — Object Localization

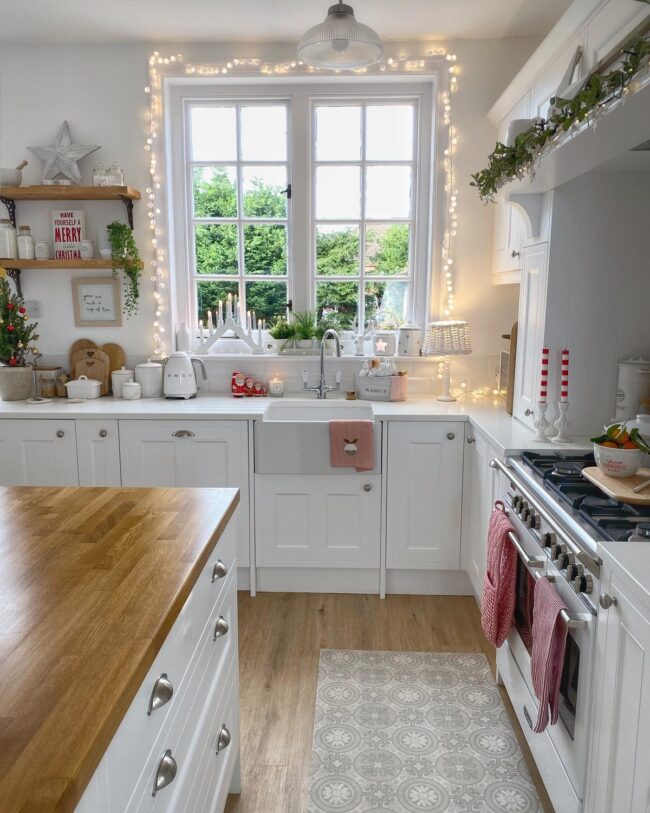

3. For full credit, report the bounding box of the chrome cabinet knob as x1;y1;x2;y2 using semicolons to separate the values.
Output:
99;429;108;438
447;432;456;440
466;437;475;444
216;724;231;754
152;749;177;796
147;673;174;715
211;559;228;582
213;616;229;641
363;483;372;492
56;430;65;438
599;593;617;609
511;250;520;258
524;408;533;416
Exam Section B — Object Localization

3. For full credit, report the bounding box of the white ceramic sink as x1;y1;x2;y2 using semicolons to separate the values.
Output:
263;399;374;422
255;399;379;474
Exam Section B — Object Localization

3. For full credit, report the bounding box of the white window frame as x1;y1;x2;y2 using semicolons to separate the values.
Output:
167;75;439;333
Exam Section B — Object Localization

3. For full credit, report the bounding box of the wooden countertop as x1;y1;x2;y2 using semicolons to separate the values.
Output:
0;485;239;813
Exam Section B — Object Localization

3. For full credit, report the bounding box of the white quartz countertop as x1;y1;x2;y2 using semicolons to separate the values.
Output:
0;394;591;456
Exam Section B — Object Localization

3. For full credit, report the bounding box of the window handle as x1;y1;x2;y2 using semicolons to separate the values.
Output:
281;184;292;199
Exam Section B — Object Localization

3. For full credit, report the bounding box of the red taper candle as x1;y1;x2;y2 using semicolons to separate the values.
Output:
560;348;569;403
540;346;549;403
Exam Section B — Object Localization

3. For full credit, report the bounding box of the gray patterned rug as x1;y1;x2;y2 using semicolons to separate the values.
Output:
307;650;542;813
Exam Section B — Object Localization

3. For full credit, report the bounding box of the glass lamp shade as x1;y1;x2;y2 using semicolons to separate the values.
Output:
297;3;384;70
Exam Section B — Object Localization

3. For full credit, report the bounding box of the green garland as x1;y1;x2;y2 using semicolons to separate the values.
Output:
471;34;650;201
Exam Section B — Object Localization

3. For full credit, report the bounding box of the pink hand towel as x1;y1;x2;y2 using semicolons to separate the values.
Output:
531;576;569;733
329;420;375;471
481;501;517;647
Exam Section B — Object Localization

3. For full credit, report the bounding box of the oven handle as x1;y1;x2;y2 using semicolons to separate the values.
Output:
506;530;545;570
490;457;601;578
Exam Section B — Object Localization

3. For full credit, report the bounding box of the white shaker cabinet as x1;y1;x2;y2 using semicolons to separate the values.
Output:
513;241;549;429
119;420;250;566
0;419;78;486
255;473;381;568
386;421;464;569
76;420;122;486
585;547;650;813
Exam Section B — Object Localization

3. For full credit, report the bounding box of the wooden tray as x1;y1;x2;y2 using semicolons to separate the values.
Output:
583;466;650;505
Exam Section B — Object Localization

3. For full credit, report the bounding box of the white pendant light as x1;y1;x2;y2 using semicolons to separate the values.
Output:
298;2;384;70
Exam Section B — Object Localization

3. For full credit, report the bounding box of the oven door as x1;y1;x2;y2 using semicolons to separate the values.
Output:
504;510;595;801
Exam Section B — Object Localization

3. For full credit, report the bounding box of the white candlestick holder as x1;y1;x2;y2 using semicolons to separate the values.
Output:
552;401;571;443
533;401;552;443
196;310;264;355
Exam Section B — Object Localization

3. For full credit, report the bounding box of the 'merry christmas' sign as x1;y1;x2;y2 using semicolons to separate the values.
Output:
52;210;85;260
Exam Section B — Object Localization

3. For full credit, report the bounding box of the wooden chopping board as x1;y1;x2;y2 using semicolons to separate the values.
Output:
583;466;650;505
69;340;126;392
75;349;111;395
100;343;126;375
505;321;517;416
69;339;96;373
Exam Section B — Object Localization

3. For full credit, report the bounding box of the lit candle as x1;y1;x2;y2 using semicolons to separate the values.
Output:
258;318;262;344
218;300;223;326
233;294;238;316
268;375;284;397
227;293;232;317
207;309;214;335
247;310;251;332
540;346;549;404
252;311;256;335
199;319;205;341
560;348;569;403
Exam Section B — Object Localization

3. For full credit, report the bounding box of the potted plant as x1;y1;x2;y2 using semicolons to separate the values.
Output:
269;316;297;352
292;310;317;350
107;220;142;316
316;311;353;354
0;276;39;400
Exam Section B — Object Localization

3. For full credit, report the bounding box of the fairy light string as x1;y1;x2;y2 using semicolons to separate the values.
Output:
145;48;459;356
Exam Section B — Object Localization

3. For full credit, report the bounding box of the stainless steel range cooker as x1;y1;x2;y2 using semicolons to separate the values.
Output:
490;451;617;813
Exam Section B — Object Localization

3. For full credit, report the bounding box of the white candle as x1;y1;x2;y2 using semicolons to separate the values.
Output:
269;375;284;397
247;310;251;332
227;293;232;317
207;310;214;335
218;300;223;326
258;318;262;344
199;319;205;341
233;294;238;316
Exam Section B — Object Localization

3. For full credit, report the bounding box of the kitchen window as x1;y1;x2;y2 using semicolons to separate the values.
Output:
170;79;435;331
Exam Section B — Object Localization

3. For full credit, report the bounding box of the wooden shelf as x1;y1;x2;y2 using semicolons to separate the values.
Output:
0;185;140;201
0;259;143;270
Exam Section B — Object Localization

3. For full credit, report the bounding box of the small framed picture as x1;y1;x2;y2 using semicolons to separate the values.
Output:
72;277;122;327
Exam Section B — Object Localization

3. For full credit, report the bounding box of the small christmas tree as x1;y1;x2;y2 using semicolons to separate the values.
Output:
0;276;39;366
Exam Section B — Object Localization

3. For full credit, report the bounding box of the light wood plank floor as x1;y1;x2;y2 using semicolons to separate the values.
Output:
225;592;553;813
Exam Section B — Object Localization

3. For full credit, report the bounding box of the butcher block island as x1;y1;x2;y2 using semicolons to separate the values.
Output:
0;485;241;813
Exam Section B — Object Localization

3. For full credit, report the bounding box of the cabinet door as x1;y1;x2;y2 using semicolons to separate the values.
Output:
492;92;530;282
386;422;464;569
513;242;549;428
462;430;490;601
585;565;650;813
585;0;650;71
76;420;121;486
255;474;381;568
531;34;585;121
119;420;250;566
0;419;78;486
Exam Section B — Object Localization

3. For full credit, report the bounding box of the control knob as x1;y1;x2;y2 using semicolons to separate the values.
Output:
526;511;541;529
573;573;593;594
518;500;529;516
521;508;530;522
566;562;583;581
550;542;567;561
556;552;574;570
541;531;556;549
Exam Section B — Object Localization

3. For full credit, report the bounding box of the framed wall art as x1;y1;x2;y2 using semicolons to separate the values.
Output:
72;277;122;327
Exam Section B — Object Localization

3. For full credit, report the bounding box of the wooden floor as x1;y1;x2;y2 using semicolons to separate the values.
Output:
225;592;553;813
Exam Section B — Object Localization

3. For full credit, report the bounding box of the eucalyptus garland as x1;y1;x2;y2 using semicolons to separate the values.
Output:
471;33;650;201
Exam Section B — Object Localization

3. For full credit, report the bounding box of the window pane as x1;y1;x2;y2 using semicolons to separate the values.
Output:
364;280;408;328
244;225;286;275
240;106;287;161
190;107;237;161
316;225;359;276
193;167;237;218
316;106;361;161
365;166;411;219
316;166;361;220
194;224;238;275
366;105;414;160
242;167;287;218
316;281;359;325
197;280;239;322
245;281;287;323
365;224;410;276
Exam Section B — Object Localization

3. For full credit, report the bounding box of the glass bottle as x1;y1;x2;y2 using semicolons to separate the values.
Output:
0;219;17;259
17;225;35;260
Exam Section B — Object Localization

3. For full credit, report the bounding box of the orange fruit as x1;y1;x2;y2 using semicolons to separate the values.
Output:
616;431;630;444
601;441;618;448
623;441;638;449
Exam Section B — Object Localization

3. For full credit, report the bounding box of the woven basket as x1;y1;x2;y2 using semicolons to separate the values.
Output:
422;320;471;356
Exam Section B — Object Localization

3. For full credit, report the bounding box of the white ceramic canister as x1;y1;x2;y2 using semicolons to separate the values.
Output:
397;324;422;357
34;241;50;259
111;366;134;398
0;219;17;259
135;357;164;398
371;330;398;356
121;381;141;400
80;239;94;259
615;355;650;421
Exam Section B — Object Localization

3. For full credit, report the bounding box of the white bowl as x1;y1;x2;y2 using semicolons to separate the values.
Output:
0;169;22;186
65;375;102;399
593;442;642;478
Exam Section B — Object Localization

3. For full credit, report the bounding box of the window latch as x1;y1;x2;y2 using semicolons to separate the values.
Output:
281;183;292;199
286;299;293;313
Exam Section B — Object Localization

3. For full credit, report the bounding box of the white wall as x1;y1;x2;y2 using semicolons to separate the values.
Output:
0;38;535;388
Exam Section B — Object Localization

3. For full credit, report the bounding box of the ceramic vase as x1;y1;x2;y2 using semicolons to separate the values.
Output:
0;366;34;401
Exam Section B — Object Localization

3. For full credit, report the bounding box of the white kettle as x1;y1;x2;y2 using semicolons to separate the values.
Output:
163;352;207;399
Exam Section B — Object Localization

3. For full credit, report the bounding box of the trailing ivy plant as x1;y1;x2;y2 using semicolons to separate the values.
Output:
471;34;650;201
107;220;142;316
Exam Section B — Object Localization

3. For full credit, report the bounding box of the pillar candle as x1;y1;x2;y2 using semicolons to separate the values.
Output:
560;348;569;403
258;319;262;344
540;346;549;403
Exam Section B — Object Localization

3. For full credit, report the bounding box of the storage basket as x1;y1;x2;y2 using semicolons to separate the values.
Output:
355;373;408;402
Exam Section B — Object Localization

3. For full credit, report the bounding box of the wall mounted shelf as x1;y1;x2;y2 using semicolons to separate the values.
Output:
0;186;141;297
